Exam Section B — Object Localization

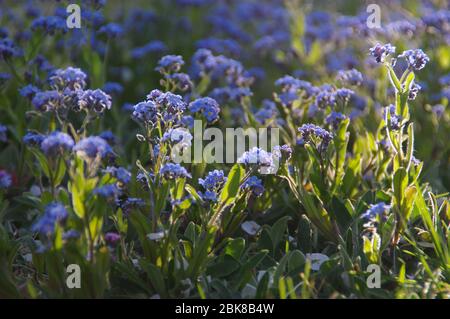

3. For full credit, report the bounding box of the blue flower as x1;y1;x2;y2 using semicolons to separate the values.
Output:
369;43;396;63
40;131;74;156
94;184;121;199
199;170;226;191
398;49;430;71
98;23;124;38
334;88;354;103
74;136;113;160
336;69;363;86
0;38;23;60
19;84;40;100
99;130;117;145
32;202;68;235
199;190;218;202
0;170;12;189
237;147;277;174
298;124;333;152
189;97;220;123
103;166;132;184
31;16;67;35
23;131;45;147
77;89;112;113
255;100;278;124
315;89;336;109
132;101;158;125
326;112;347;129
408;82;421;100
155;55;184;73
116;197;145;214
166;73;193;91
103;82;123;95
242;176;264;196
104;232;121;245
131;41;167;59
32;90;61;112
49;67;87;90
62;229;80;240
160;163;192;179
0;125;7;142
361;202;391;220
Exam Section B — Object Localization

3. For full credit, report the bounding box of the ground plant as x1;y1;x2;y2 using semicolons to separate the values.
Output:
0;0;449;299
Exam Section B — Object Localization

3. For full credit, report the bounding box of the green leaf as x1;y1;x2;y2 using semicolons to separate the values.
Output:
224;238;245;260
405;123;414;170
393;167;408;207
219;164;244;206
270;216;291;251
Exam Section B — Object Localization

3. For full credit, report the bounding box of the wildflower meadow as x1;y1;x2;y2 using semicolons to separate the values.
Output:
0;0;449;300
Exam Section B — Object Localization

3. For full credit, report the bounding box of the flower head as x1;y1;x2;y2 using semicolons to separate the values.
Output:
74;136;113;160
77;89;112;113
189;97;220;123
242;176;264;196
155;55;184;73
398;49;429;71
369;43;396;63
40;131;74;156
361;202;391;220
160;163;191;179
32;202;68;235
49;67;87;90
0;170;12;189
199;170;226;191
32;90;61;112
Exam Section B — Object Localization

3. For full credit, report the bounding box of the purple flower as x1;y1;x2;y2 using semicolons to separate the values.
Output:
74;136;113;160
326;112;347;129
0;170;12;189
398;49;430;71
369;43;396;63
334;88;354;103
0;38;23;60
242;176;264;197
0;125;7;142
32;202;68;235
99;130;117;145
32;90;61;112
103;166;131;184
102;82;123;95
131;41;167;59
31;16;67;35
155;55;184;73
199;170;226;191
98;23;124;38
62;230;80;240
23;131;45;147
132;101;158;125
199;190;218;202
40;131;74;156
361;202;391;220
94;184;121;199
19;84;40;100
408;82;421;100
166;73;193;91
298;124;333;152
104;232;121;245
237;147;277;174
189;97;220;123
49;67;87;90
336;69;363;86
116;197;145;214
77;89;112;113
160;163;191;179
